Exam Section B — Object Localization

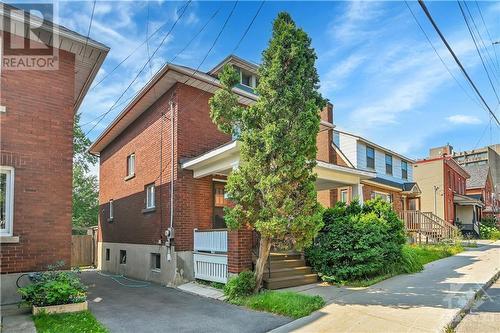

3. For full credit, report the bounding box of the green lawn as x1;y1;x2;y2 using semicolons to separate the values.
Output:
33;311;107;333
231;291;325;318
344;243;464;287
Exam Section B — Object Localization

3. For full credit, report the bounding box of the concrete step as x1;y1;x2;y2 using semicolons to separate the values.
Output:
265;259;306;269
263;266;312;279
269;253;302;261
263;273;319;290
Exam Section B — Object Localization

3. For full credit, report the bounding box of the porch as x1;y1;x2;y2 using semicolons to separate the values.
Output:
454;194;483;236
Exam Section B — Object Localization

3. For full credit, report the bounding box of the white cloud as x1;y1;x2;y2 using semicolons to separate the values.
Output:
447;115;482;125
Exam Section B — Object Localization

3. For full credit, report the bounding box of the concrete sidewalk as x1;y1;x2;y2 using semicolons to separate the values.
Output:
270;241;500;333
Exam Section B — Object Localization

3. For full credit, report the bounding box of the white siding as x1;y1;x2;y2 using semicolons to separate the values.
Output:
335;132;358;166
357;142;413;183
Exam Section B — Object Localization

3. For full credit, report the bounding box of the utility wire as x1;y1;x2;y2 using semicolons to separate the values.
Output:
404;1;486;112
81;2;223;130
233;0;265;53
418;0;500;126
87;2;191;92
474;1;500;73
81;0;96;61
85;1;192;136
460;1;500;89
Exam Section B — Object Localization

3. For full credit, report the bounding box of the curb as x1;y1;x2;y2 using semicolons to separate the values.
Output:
448;268;500;331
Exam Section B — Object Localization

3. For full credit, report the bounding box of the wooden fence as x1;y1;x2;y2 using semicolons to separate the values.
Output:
71;235;94;267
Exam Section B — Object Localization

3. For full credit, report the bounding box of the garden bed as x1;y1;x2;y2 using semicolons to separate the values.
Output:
33;301;88;315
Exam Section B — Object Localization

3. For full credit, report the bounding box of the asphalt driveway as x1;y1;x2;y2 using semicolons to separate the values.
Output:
81;271;291;333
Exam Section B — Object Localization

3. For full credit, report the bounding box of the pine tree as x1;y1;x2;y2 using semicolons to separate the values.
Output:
209;12;326;291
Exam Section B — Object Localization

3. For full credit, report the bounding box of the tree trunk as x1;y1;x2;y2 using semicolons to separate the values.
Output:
254;236;272;293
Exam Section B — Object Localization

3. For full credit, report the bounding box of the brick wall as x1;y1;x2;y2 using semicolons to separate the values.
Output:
362;184;403;214
98;83;231;251
0;33;75;273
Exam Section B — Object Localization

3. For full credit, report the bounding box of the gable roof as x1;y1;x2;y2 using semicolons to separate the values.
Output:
463;164;490;189
208;54;259;76
335;129;415;163
1;3;109;112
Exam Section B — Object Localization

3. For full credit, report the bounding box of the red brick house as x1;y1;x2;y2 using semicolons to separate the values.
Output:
463;164;499;220
90;55;379;288
414;147;482;237
0;5;108;303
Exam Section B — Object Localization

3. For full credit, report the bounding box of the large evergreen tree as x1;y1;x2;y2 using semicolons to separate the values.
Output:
210;12;326;291
72;114;99;231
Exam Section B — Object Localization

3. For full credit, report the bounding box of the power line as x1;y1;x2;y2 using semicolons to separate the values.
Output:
474;1;500;73
87;1;191;92
85;1;192;136
81;3;223;130
81;0;96;62
417;0;500;126
459;1;500;93
233;0;265;53
404;0;486;112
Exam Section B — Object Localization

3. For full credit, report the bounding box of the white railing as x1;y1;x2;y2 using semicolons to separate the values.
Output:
193;229;228;283
194;229;228;253
193;253;228;283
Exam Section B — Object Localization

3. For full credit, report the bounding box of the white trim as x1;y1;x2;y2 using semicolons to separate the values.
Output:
182;141;238;169
146;184;156;209
315;160;375;178
0;166;14;236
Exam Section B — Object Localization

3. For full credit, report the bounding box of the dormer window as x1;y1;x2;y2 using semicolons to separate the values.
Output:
238;68;257;89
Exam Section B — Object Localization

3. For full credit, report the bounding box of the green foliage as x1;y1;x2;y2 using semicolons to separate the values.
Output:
223;271;256;301
480;216;497;228
72;114;99;229
18;270;87;307
241;291;325;319
33;311;108;333
209;12;326;250
305;198;406;282
480;224;500;240
404;244;463;267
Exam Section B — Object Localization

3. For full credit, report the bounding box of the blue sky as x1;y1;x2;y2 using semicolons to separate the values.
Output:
45;1;500;158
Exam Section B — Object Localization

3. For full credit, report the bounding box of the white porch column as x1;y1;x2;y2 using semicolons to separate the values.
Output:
352;183;364;205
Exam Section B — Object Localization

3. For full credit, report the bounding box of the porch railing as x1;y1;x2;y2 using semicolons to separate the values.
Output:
399;210;459;243
193;229;228;283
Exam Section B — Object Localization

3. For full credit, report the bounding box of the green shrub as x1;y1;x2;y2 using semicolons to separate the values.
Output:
223;271;256;300
480;224;500;240
481;216;497;228
305;198;406;282
18;270;87;307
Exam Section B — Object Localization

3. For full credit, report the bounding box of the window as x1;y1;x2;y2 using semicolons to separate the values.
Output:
213;181;228;229
0;166;14;236
146;184;155;209
109;199;114;221
371;191;392;203
105;249;110;261
385;154;393;175
448;170;452;189
126;153;135;178
119;250;127;264
151;253;161;271
401;161;408;180
241;72;252;87
340;189;348;203
366;146;375;169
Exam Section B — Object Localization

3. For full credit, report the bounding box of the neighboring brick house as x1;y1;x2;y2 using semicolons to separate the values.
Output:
0;6;108;303
332;130;421;213
462;164;499;220
90;55;376;288
414;146;482;236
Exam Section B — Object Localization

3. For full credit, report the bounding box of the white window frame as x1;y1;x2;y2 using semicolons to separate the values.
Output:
0;166;14;236
372;191;392;203
126;153;135;178
0;105;6;113
340;189;348;203
109;199;114;221
146;184;155;209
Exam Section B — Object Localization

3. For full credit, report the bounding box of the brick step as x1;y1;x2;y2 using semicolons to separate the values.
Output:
263;266;312;279
263;273;319;290
265;259;306;269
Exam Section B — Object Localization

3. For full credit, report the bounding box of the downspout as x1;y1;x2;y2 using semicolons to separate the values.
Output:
166;98;175;261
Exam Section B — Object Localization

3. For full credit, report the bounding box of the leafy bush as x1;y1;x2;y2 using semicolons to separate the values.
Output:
481;216;497;228
223;271;256;300
480;224;500;240
18;270;87;307
305;198;406;282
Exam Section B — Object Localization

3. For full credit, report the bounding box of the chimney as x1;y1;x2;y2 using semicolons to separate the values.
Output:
429;144;453;158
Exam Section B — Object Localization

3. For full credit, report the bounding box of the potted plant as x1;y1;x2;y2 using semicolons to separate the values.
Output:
18;266;88;315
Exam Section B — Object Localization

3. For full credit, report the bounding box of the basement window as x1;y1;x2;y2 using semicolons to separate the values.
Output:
119;250;127;264
105;249;110;261
151;253;161;271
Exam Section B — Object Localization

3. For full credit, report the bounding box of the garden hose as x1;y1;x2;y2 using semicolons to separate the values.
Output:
97;271;150;288
16;273;31;288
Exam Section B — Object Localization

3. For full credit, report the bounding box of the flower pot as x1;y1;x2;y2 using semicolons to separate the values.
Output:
32;301;88;315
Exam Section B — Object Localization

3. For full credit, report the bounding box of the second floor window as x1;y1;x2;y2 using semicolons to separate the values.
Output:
127;153;135;177
366;146;375;169
146;184;155;209
401;161;408;180
385;154;393;175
